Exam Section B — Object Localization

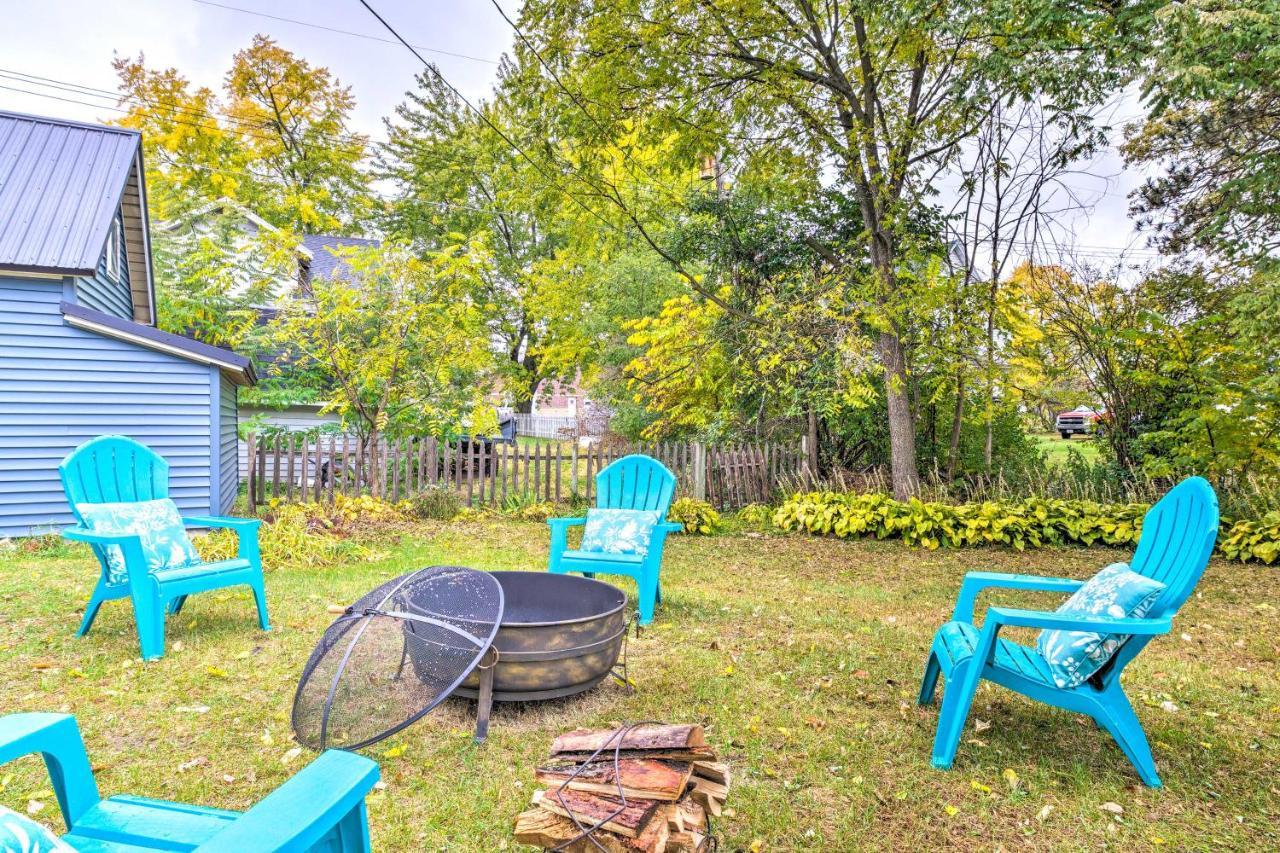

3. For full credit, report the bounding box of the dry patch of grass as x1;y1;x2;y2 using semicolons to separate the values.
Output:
1;523;1278;850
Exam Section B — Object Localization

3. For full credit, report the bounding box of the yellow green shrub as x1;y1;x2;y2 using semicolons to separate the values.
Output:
1218;512;1280;564
772;492;1147;551
669;497;720;534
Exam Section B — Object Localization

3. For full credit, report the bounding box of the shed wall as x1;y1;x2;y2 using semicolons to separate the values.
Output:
0;277;216;536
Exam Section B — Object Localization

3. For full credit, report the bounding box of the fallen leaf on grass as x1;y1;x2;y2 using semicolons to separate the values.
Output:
1099;801;1124;815
944;804;959;816
1036;804;1054;822
280;747;302;765
206;666;229;678
175;705;210;714
973;719;991;734
326;604;346;614
178;757;208;772
27;800;44;815
970;780;991;794
1002;768;1021;791
382;744;407;759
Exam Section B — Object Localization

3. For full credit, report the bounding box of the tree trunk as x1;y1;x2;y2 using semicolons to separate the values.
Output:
947;369;965;480
806;408;820;482
878;330;919;499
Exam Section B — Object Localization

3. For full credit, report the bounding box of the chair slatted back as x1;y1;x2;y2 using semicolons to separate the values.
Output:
1129;476;1219;617
1091;476;1218;688
58;435;169;525
595;455;677;518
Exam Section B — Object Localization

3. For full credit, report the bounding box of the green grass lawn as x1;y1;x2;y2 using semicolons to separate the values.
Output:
2;523;1278;850
1034;432;1101;465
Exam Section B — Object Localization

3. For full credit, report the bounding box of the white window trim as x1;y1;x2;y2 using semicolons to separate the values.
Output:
105;215;123;281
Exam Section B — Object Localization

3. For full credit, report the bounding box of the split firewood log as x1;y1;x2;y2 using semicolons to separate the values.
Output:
536;759;693;802
532;788;661;840
552;724;705;755
514;807;671;853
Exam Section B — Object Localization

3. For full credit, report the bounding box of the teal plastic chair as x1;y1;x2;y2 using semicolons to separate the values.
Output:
0;712;378;851
548;454;680;625
918;476;1219;786
59;435;269;661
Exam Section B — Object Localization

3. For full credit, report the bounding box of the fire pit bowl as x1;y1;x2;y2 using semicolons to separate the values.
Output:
405;570;628;703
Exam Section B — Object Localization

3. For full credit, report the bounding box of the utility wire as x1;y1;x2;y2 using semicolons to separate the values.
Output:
0;67;369;151
354;0;628;240
189;0;499;65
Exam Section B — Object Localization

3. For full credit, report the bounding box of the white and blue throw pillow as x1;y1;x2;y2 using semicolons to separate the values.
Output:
580;508;661;557
0;804;76;852
77;498;202;585
1036;562;1165;688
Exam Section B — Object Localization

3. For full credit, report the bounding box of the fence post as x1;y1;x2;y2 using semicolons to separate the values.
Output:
692;442;707;501
246;433;257;510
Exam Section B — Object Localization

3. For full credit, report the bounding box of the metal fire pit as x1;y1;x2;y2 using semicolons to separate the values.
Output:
405;570;628;740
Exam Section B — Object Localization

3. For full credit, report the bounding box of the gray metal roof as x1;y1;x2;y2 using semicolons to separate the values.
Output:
301;233;379;281
0;110;141;275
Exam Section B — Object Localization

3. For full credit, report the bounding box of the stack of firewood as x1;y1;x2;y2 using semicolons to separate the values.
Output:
513;723;729;852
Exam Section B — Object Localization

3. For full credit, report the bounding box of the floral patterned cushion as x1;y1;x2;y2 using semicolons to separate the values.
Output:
0;804;76;852
1036;562;1165;688
78;498;202;585
580;508;662;557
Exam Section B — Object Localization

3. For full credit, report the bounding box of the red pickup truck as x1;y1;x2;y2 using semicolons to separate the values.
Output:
1055;407;1103;439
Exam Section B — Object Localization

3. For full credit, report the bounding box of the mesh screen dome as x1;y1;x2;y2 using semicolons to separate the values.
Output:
292;565;503;750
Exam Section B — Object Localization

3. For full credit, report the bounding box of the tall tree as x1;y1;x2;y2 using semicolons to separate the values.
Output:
114;35;373;233
522;0;1149;497
1126;0;1280;260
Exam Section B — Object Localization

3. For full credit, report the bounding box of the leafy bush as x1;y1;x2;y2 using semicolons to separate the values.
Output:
510;501;557;522
1218;512;1280;564
772;492;1146;551
411;484;463;521
195;503;368;569
736;503;775;528
669;497;720;534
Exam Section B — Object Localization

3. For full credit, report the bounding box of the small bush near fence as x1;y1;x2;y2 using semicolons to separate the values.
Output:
196;495;410;569
669;497;721;534
773;491;1280;563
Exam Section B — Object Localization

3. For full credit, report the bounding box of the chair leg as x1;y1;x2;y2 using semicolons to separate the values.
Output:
250;579;271;631
132;591;166;661
931;660;980;770
77;581;109;637
582;572;595;579
637;571;658;626
1095;690;1162;787
168;595;188;615
917;651;941;705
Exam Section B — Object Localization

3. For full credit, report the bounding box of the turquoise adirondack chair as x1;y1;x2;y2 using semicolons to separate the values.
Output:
918;477;1219;787
548;454;680;625
0;712;378;851
59;435;269;661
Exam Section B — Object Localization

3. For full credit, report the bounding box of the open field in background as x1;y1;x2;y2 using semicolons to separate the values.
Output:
2;522;1277;850
1032;433;1101;466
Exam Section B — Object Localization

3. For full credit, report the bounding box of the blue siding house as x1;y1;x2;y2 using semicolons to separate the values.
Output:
0;111;255;537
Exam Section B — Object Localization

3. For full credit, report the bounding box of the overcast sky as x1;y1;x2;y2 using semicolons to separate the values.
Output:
2;0;1161;267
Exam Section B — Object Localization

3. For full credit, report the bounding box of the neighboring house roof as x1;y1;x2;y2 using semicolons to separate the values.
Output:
301;233;378;281
61;301;257;386
0;110;155;323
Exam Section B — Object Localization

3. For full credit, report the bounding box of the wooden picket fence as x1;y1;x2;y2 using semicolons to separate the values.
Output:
245;434;807;511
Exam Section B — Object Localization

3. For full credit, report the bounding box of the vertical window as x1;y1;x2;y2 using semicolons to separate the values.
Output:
105;215;123;280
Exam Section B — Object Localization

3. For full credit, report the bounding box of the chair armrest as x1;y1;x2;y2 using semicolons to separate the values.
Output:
987;606;1173;636
659;522;684;534
60;526;142;547
0;713;100;828
182;516;262;563
547;517;587;529
194;750;379;852
952;571;1084;622
182;516;262;532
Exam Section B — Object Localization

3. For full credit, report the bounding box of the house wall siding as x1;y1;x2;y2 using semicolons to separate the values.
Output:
73;207;132;320
0;277;214;537
218;375;239;513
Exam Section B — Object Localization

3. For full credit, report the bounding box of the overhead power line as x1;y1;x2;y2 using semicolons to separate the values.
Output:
189;0;499;65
